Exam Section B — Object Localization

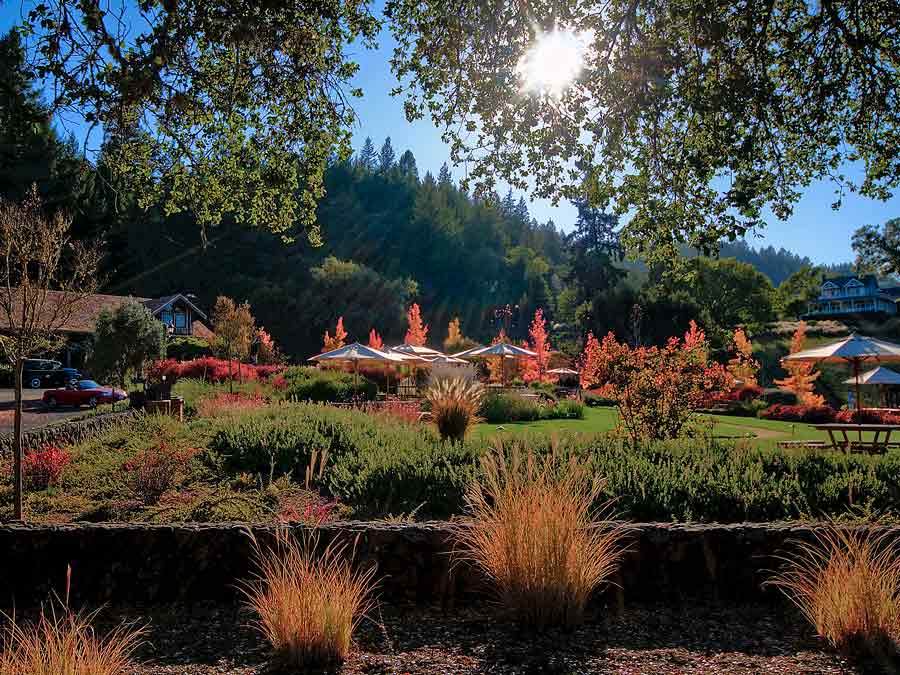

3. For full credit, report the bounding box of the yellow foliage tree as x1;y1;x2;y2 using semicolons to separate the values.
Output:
727;327;759;387
775;321;825;406
322;316;347;352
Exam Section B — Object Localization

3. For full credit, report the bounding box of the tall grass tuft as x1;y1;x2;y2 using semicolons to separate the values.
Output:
766;524;900;656
424;377;484;442
457;441;627;630
0;607;143;675
241;529;376;668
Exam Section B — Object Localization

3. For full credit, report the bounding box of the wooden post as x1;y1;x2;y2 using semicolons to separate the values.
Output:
13;357;24;521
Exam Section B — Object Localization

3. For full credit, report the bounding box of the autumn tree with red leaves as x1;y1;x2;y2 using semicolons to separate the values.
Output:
727;327;759;387
775;321;824;406
581;321;731;444
404;303;428;346
522;309;554;383
368;328;383;350
322;316;347;352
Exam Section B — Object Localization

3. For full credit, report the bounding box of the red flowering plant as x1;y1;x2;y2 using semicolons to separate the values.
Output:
23;445;71;490
579;321;732;445
122;441;198;504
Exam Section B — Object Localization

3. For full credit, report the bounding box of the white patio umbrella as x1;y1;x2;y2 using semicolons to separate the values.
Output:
451;345;486;358
425;354;469;365
461;342;537;385
391;343;444;358
547;367;579;376
785;333;900;415
309;342;405;386
843;367;900;408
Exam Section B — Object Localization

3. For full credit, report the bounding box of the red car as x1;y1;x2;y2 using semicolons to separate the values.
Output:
43;380;128;409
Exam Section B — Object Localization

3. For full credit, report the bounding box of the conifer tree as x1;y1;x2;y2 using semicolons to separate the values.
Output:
404;303;428;346
379;137;396;172
398;150;418;180
357;137;377;171
437;162;453;187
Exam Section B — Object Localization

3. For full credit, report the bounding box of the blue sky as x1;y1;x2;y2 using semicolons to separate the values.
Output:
3;7;898;266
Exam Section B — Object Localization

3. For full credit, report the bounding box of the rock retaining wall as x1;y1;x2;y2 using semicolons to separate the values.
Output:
0;410;134;455
2;521;898;609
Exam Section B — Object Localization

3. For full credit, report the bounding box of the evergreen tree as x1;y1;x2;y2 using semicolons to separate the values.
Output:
0;29;85;212
398;150;418;180
379;137;396;172
437;162;453;187
500;189;515;216
357;136;377;171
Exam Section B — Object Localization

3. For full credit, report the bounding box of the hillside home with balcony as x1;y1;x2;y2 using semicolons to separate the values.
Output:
805;275;900;319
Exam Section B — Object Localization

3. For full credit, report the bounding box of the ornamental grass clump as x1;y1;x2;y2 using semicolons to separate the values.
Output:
766;524;900;657
424;377;484;442
241;529;376;668
457;442;627;630
0;607;143;675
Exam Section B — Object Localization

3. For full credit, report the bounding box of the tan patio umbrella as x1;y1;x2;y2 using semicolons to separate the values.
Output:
426;354;469;365
462;342;537;385
785;333;900;415
391;343;445;358
451;345;486;359
842;366;900;408
547;367;579;376
309;342;405;387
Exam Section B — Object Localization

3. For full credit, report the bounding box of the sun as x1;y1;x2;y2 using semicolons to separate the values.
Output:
516;28;590;96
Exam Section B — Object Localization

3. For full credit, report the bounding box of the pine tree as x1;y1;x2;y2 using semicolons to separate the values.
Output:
437;162;453;187
500;189;516;216
357;137;377;171
379;137;396;172
398;150;418;180
775;321;824;406
514;196;530;224
0;29;85;212
323;316;347;352
404;303;428;346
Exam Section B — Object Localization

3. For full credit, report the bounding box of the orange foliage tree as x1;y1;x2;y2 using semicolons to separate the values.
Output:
727;327;759;387
580;322;731;444
404;303;428;346
486;329;507;382
775;321;824;406
522;309;554;383
322;316;347;352
255;327;279;364
368;328;383;350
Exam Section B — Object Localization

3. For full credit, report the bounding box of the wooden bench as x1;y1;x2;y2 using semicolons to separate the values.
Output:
777;440;828;449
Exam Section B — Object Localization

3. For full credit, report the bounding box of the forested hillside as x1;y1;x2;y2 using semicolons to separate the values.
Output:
0;28;858;361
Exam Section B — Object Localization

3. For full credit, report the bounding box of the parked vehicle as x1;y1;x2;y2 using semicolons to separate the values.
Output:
42;380;128;408
23;359;81;389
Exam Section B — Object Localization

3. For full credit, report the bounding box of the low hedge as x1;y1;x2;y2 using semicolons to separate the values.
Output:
480;393;584;424
277;366;377;403
758;404;836;423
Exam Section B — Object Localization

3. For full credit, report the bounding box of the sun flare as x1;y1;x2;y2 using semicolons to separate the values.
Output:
517;29;590;96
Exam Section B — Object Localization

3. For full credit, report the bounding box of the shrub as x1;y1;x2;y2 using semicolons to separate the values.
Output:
0;607;143;675
582;390;616;407
766;524;900;656
551;398;585;420
424;377;484;442
122;441;197;504
166;336;212;361
278;366;377;403
356;400;422;424
481;393;541;424
759;404;836;423
23;446;71;490
196;392;268;418
761;388;799;405
836;409;900;425
457;443;627;630
728;384;764;402
241;530;376;668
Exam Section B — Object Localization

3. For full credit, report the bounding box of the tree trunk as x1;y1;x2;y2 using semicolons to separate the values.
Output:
228;352;234;394
13;357;24;521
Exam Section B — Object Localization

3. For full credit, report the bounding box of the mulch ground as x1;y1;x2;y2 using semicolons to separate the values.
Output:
100;601;874;675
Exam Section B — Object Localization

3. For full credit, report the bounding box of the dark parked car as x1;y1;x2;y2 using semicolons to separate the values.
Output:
43;380;128;408
22;359;81;389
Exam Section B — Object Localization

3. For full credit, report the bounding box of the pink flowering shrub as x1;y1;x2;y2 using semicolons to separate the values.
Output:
148;358;284;384
23;445;71;490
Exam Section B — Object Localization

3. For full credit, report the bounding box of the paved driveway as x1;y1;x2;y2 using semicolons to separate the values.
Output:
0;387;89;432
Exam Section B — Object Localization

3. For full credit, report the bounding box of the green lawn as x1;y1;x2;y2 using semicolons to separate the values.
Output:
472;406;839;449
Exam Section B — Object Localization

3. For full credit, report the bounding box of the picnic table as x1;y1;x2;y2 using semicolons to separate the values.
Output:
812;423;900;454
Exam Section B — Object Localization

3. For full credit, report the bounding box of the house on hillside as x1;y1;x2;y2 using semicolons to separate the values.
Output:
2;291;213;367
804;275;900;319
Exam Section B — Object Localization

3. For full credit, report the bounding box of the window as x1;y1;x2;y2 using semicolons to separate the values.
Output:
160;309;173;325
174;310;188;332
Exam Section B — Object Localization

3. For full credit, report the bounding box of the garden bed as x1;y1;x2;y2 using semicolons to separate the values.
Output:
100;602;859;674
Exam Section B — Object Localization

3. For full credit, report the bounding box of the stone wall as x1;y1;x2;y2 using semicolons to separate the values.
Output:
0;410;134;455
1;521;898;609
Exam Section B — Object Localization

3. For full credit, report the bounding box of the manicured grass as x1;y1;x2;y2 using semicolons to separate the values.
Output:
473;406;840;450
